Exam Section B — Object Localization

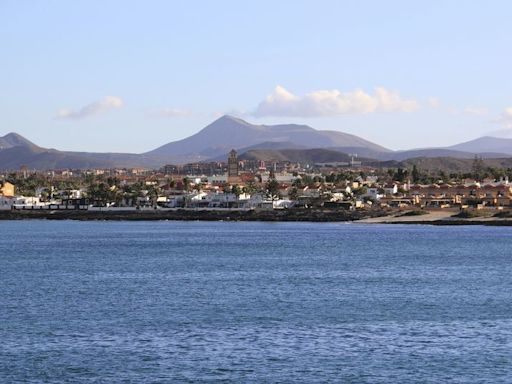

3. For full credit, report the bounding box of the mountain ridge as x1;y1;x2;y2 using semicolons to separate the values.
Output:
447;136;512;154
1;115;512;170
145;115;391;163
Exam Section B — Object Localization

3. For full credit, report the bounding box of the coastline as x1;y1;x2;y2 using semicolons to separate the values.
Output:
0;208;386;222
1;208;512;225
355;209;512;226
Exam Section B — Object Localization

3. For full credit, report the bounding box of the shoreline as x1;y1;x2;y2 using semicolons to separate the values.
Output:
1;208;512;225
0;208;385;222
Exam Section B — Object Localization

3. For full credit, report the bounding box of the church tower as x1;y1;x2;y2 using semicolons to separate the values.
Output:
227;149;240;183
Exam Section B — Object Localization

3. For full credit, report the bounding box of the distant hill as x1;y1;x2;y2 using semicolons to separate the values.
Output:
0;146;162;170
0;132;162;170
146;115;390;163
239;148;364;163
380;148;509;161
233;143;509;165
2;118;512;170
236;148;512;172
368;157;512;173
447;136;512;155
208;141;310;162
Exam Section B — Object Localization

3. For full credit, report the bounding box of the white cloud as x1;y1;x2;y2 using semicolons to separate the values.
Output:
427;97;488;116
427;97;442;109
464;107;488;116
486;108;512;137
503;107;512;118
427;96;458;114
253;85;419;117
56;96;123;120
499;107;512;128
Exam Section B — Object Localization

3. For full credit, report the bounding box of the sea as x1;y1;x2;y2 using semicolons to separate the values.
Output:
0;220;511;383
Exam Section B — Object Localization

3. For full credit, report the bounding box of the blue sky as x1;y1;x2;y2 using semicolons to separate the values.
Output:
1;1;511;152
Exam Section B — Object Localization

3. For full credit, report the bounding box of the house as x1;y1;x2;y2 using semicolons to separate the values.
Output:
363;187;384;200
0;181;15;197
383;183;398;196
0;196;14;210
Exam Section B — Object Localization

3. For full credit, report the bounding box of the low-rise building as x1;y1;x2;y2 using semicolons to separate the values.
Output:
0;181;15;197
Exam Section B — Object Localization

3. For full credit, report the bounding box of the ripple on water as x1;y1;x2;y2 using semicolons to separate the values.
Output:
0;221;511;382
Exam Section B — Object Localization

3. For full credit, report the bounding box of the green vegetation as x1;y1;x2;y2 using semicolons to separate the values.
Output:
398;210;429;217
265;176;280;201
493;210;512;218
452;210;489;219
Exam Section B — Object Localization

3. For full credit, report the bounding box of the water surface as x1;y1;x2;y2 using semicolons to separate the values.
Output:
0;221;511;382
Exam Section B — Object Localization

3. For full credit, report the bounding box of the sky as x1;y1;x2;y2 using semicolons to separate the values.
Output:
1;1;512;153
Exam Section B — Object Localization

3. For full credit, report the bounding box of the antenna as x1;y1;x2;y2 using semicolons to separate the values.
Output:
349;153;358;165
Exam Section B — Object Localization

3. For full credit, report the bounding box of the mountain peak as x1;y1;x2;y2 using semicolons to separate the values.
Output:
145;115;388;161
217;114;239;121
212;114;252;126
0;132;39;150
3;132;24;140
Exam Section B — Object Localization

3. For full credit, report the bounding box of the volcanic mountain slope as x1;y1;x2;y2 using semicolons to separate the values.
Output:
145;115;391;163
0;132;39;150
446;136;512;155
2;116;512;170
0;133;161;170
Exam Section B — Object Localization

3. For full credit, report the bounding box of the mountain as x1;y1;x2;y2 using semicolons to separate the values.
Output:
0;146;162;170
208;141;310;162
0;132;39;150
0;132;162;170
447;136;512;155
146;115;390;163
4;115;391;170
379;148;509;161
239;141;309;152
2;117;512;170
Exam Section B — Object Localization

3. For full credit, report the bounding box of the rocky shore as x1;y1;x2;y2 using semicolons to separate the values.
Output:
2;208;512;225
0;208;388;222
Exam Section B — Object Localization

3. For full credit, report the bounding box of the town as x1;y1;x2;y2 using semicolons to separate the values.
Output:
1;150;512;220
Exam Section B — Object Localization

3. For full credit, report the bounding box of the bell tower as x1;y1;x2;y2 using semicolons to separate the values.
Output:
227;149;240;183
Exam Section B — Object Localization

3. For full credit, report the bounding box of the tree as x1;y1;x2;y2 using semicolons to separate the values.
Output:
325;173;336;183
288;186;299;201
86;182;110;205
352;185;368;197
194;182;203;192
231;184;241;197
301;175;313;186
182;177;191;191
393;168;408;182
412;165;420;183
146;185;160;207
243;181;257;194
292;178;303;188
265;177;280;201
472;155;484;181
438;170;447;183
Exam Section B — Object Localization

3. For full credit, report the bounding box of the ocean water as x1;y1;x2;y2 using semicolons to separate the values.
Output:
0;220;511;383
